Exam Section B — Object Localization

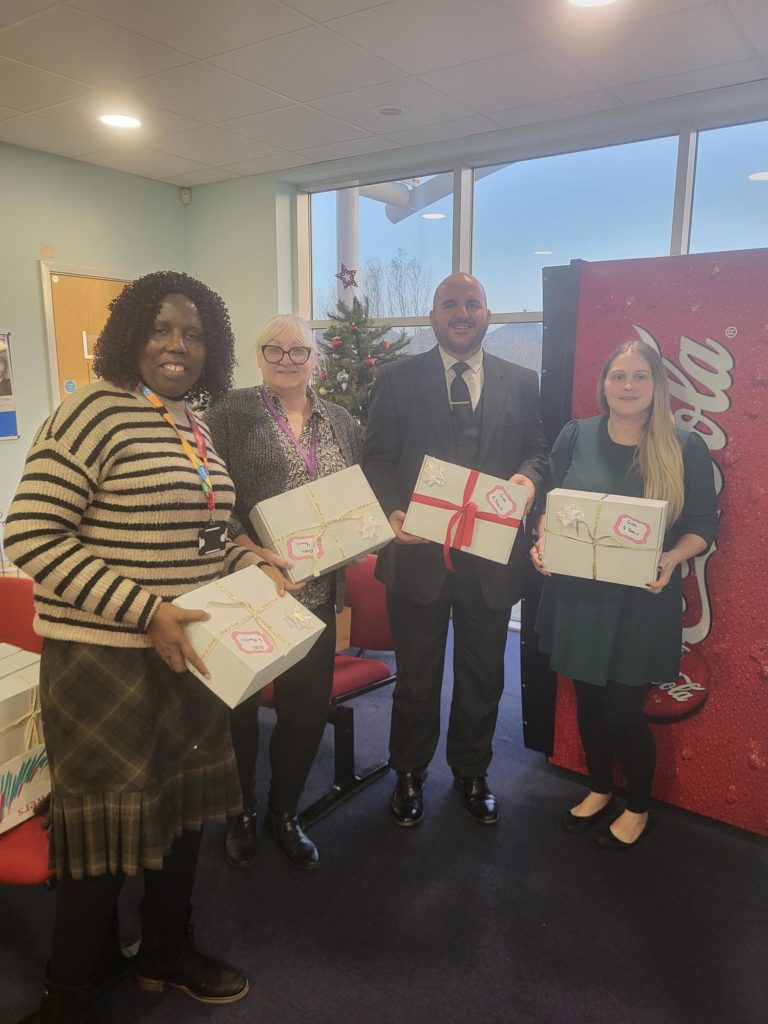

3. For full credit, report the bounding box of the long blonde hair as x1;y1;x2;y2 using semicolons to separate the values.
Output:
597;340;684;523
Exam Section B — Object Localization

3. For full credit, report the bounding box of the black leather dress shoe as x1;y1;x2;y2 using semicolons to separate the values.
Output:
453;775;498;824
224;808;258;868
390;772;423;827
596;816;654;850
265;810;319;869
561;798;615;834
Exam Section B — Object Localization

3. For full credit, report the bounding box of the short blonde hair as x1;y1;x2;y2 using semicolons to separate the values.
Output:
254;314;315;356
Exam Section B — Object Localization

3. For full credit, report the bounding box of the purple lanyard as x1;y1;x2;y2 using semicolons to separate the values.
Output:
260;385;318;481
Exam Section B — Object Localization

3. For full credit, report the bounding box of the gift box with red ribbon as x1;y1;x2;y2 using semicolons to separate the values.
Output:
402;456;528;569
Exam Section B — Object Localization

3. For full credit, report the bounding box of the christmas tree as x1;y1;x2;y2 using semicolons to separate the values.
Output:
318;295;409;432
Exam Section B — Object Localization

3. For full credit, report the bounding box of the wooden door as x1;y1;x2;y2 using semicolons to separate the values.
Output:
49;274;128;403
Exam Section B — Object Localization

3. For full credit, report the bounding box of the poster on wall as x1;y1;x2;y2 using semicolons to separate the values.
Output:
539;248;768;836
0;332;19;440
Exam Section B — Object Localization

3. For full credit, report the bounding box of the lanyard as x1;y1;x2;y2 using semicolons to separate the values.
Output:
139;384;215;515
260;385;318;481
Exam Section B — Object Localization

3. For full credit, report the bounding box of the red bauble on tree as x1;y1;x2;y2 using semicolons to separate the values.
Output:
331;337;342;348
382;341;391;350
350;323;358;332
364;356;376;367
319;369;328;380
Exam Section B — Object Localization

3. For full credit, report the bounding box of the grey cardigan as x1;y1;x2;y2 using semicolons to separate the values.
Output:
206;386;359;611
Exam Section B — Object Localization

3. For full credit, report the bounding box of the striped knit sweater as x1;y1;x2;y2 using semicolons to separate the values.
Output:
3;381;256;647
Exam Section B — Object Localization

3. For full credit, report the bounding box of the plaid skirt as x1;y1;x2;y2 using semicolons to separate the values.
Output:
39;639;241;880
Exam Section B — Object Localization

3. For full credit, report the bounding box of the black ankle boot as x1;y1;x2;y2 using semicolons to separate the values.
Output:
265;809;319;869
18;972;93;1024
224;807;258;868
135;912;248;1005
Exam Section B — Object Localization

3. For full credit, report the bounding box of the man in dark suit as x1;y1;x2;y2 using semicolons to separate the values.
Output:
363;273;547;827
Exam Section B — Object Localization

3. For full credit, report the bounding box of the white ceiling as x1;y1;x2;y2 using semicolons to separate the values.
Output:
0;0;766;186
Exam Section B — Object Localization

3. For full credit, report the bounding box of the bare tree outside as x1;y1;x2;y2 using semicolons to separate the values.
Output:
314;248;435;320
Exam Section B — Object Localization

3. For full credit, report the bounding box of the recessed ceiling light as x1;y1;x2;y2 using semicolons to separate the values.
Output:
422;212;446;220
534;250;553;255
568;0;618;7
376;105;404;117
748;171;768;180
100;114;141;128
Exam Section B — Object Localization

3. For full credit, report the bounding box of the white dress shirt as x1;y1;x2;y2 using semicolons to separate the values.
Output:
438;346;484;411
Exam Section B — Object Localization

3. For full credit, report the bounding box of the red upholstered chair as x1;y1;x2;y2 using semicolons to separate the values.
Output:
0;574;53;885
261;555;397;826
0;574;42;654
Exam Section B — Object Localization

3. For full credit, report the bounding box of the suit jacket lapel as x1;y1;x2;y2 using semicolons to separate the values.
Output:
421;347;455;461
479;353;505;466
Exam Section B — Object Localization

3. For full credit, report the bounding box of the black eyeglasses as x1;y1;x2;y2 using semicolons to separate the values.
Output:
261;344;313;365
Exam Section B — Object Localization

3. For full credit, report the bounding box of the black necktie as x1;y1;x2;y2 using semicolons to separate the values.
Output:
450;362;473;435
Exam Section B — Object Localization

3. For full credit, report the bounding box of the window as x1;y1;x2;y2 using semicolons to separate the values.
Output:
311;173;453;321
472;137;679;313
689;120;768;254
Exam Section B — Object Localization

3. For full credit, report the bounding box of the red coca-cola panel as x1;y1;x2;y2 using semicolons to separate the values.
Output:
550;248;768;835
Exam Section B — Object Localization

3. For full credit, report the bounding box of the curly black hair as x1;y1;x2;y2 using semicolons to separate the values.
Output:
92;270;236;403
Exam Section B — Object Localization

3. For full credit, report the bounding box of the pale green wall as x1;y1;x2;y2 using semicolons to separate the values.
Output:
185;173;294;388
0;142;190;513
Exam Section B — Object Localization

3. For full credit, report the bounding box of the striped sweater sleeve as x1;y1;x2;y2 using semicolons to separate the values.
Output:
4;433;162;631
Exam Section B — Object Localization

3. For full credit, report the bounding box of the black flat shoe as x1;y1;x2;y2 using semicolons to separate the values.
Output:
224;808;258;868
561;798;615;834
596;817;654;850
453;775;499;825
390;772;424;827
265;810;319;869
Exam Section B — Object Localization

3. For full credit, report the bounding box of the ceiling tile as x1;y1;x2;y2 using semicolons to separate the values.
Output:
490;90;622;129
282;0;391;19
382;113;504;147
0;113;102;156
0;0;52;31
0;56;90;111
209;26;402;101
0;6;191;87
328;0;534;75
420;47;597;114
727;0;768;58
308;78;476;131
163;167;241;186
146;125;284;165
504;0;713;42
556;4;752;87
126;63;292;123
221;105;368;149
34;92;200;138
76;145;209;179
0;106;20;120
224;153;312;175
70;0;310;60
613;58;767;106
298;135;401;161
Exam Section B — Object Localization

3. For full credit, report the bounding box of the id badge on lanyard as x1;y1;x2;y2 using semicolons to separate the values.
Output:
140;384;227;556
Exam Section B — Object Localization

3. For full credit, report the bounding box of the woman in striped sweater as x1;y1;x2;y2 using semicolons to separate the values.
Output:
5;272;270;1023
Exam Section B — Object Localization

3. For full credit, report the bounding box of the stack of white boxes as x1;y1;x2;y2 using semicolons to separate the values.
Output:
0;643;49;835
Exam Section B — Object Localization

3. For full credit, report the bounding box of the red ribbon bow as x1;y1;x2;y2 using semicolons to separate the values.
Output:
410;469;520;571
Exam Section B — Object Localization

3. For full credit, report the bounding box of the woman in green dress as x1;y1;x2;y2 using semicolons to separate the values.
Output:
531;340;717;849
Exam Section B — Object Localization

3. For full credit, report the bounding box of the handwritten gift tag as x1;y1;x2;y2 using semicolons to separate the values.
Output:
612;514;651;545
287;534;324;561
231;630;274;655
484;485;518;519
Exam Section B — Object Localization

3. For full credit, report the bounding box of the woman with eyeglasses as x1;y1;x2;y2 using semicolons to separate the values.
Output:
206;314;358;870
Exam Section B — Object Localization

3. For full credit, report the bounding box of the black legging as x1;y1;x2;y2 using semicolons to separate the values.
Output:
49;830;202;987
229;598;336;814
573;679;656;814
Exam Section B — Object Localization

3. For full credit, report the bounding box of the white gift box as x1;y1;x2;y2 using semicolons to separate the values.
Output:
0;744;50;836
541;488;668;589
174;566;326;708
249;465;394;584
0;658;43;763
402;455;528;566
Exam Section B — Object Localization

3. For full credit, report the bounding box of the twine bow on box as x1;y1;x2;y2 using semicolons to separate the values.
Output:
272;487;383;578
197;580;315;663
410;467;521;572
549;496;653;581
0;684;43;754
